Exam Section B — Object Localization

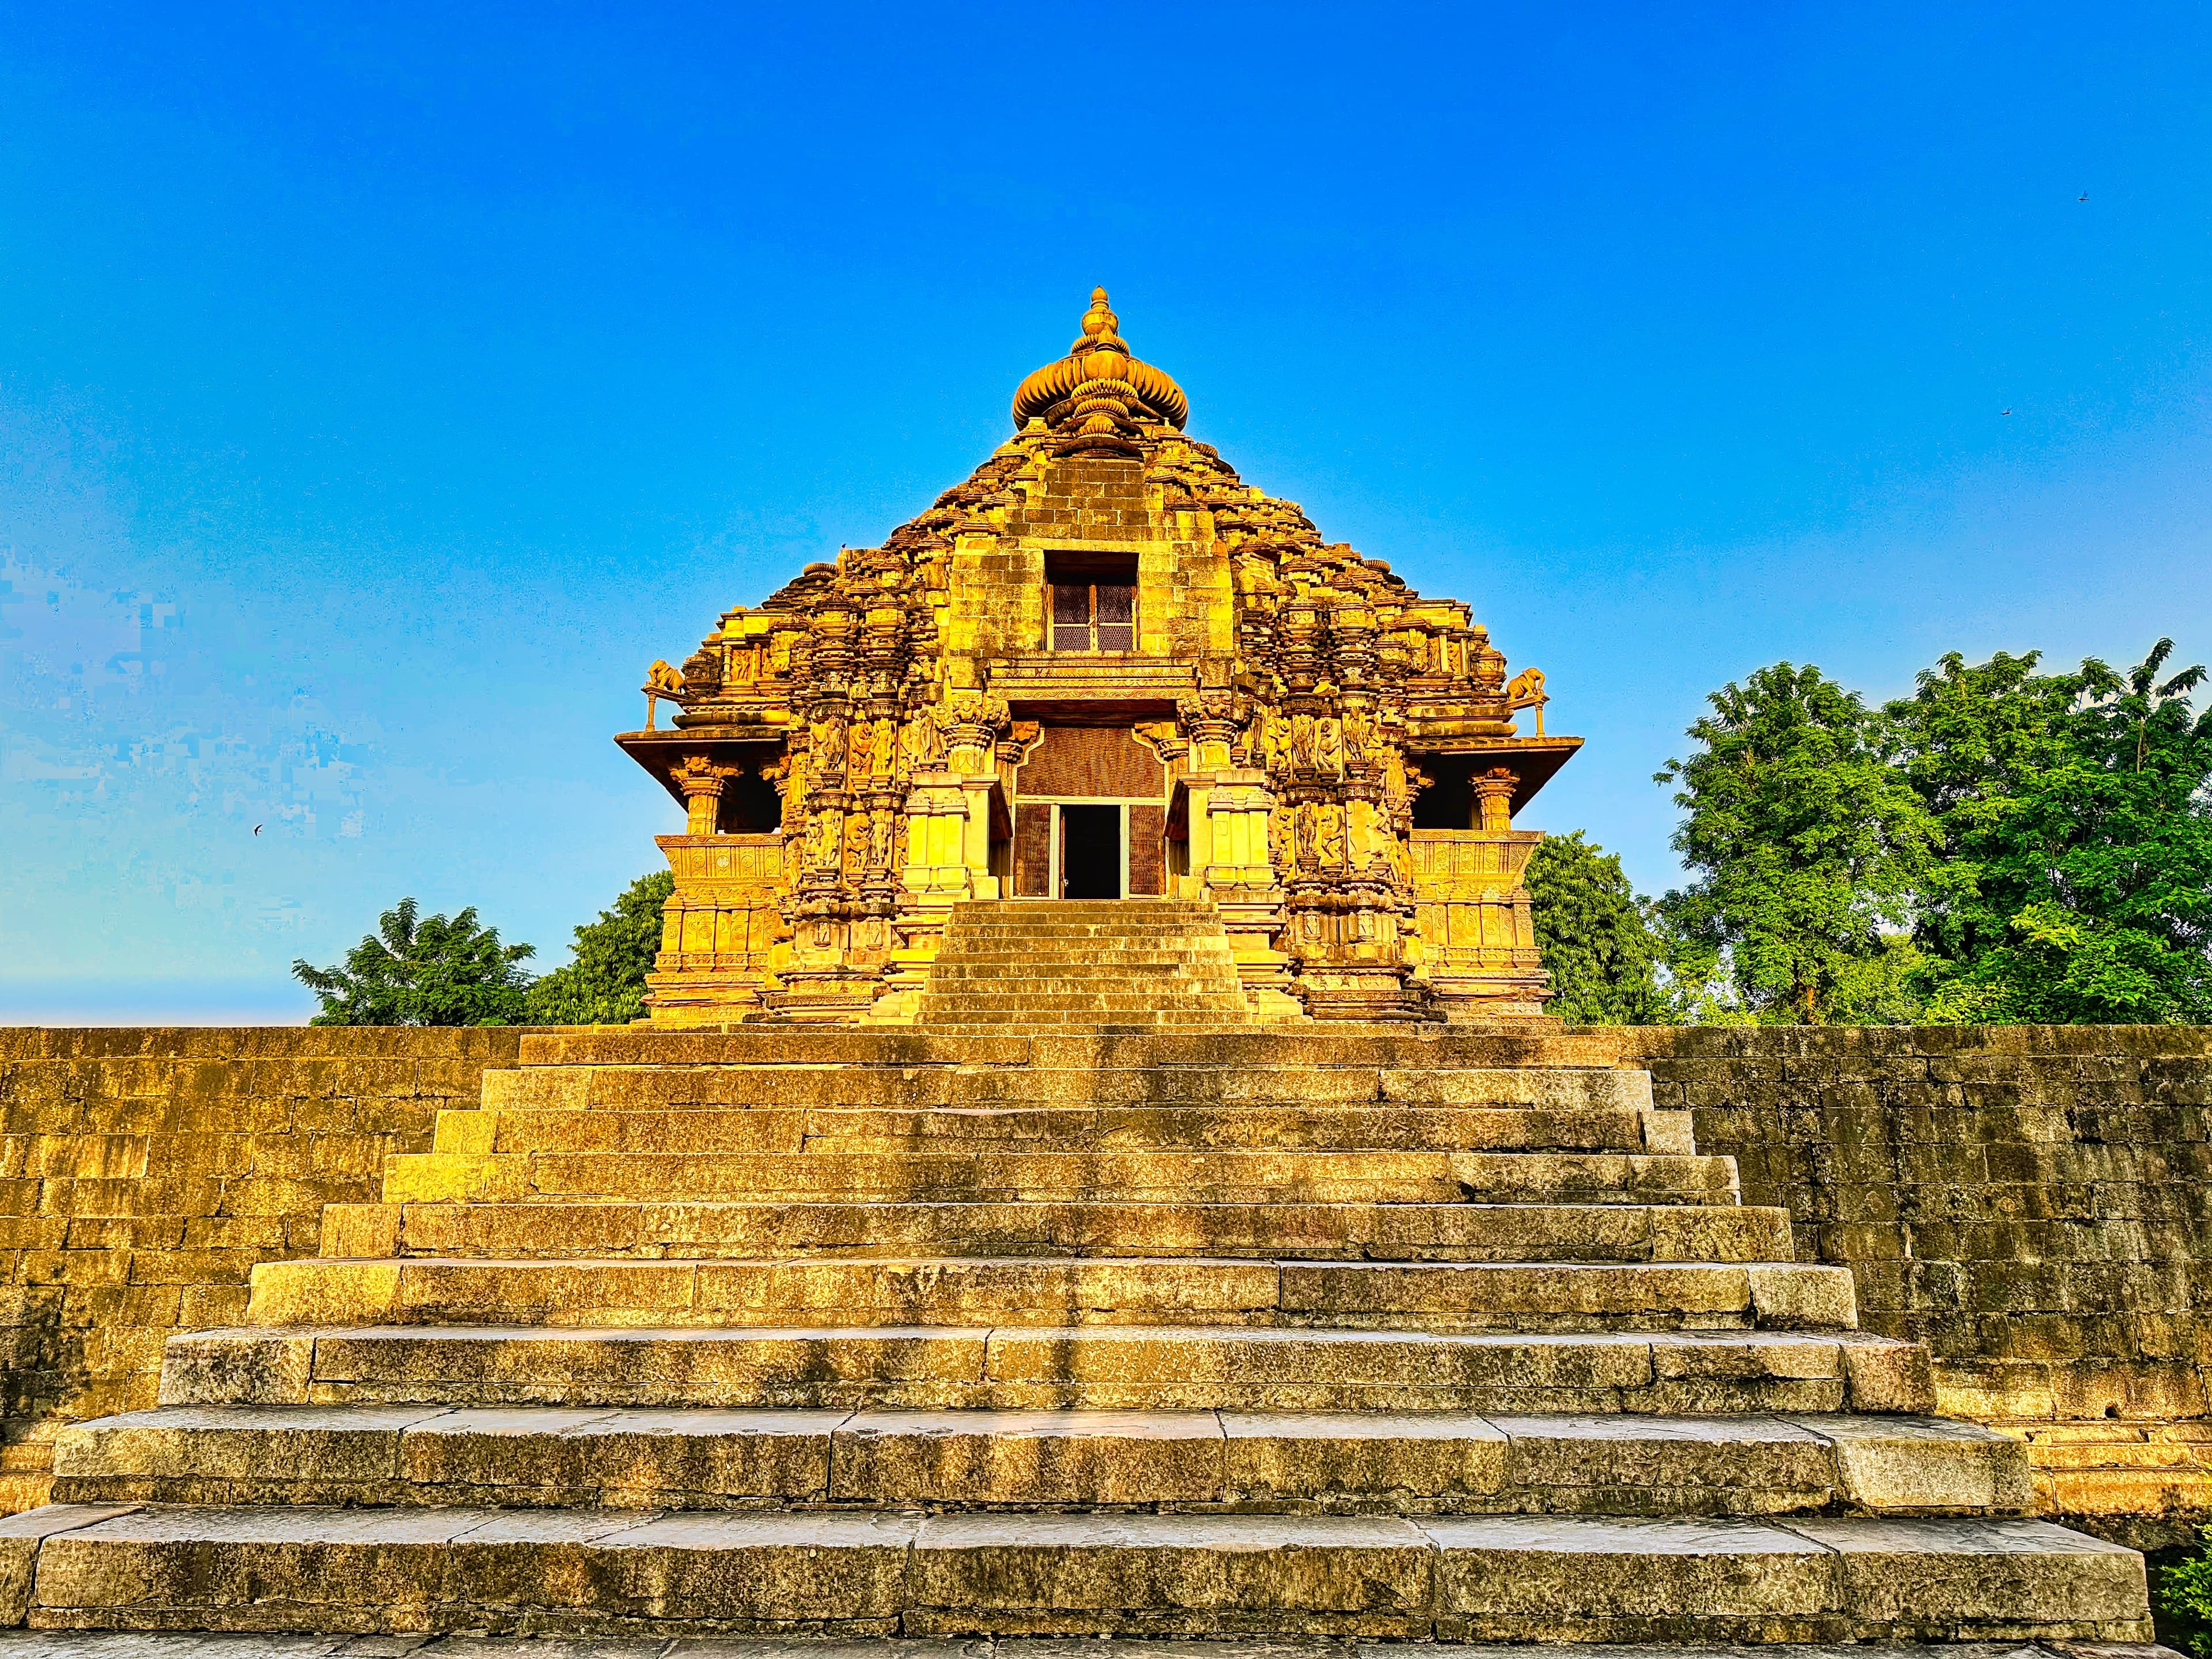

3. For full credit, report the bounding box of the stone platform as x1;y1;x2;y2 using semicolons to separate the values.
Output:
0;912;2164;1644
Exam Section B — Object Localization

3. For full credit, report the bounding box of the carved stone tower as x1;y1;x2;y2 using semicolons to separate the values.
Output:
617;289;1580;1024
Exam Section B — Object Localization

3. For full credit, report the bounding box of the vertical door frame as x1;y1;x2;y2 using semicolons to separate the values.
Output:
1027;796;1131;899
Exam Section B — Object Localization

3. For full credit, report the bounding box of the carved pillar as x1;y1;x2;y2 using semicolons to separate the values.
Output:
1174;691;1299;1020
672;755;736;835
1474;767;1517;832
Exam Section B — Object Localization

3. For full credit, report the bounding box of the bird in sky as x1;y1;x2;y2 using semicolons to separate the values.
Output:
2001;408;2013;416
2078;192;2089;202
253;824;263;835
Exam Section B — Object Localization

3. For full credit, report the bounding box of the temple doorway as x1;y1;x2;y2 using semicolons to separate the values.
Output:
1058;804;1122;899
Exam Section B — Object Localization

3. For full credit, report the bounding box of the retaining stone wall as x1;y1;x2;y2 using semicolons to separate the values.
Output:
1620;1024;2212;1548
0;1027;520;1512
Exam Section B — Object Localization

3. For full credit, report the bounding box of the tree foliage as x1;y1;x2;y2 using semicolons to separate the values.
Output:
524;870;675;1026
1654;662;1935;1024
1525;831;1673;1024
1888;641;2212;1023
292;897;535;1027
2160;1528;2212;1657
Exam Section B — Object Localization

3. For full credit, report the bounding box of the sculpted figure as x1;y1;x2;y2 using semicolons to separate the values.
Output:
869;809;894;870
902;711;939;771
1317;802;1346;866
1315;718;1343;778
1292;803;1318;866
813;718;848;779
1347;798;1378;863
1289;713;1316;771
1342;704;1373;764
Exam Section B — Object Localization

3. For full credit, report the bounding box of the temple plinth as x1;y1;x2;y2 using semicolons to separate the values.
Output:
616;287;1581;1024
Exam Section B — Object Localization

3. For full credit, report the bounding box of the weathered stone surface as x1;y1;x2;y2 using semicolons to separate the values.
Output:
1424;1514;1838;1639
1218;1411;1507;1504
1487;1414;1832;1516
0;1637;2160;1659
1790;1412;2036;1513
902;1512;1434;1637
19;1505;2154;1638
831;1411;1221;1507
0;1505;141;1624
3;1016;2182;1643
1782;1515;2149;1637
349;1199;1791;1267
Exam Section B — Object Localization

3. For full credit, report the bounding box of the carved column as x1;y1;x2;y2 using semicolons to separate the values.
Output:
1474;767;1517;832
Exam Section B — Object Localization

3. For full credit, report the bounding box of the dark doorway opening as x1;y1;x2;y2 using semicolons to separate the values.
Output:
719;772;785;832
1059;805;1122;899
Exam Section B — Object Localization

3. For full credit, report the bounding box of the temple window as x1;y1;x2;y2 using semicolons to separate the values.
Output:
1045;553;1138;652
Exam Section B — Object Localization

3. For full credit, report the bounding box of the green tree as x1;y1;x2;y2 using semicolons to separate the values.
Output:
1524;831;1673;1023
1881;647;2084;979
293;897;535;1026
1891;641;2212;1023
1656;662;1934;1024
524;870;676;1026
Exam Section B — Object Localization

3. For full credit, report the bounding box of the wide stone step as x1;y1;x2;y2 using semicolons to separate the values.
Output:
438;1104;1666;1155
322;1199;1792;1264
926;954;1237;969
913;995;1241;1014
378;1149;1743;1207
14;1503;2146;1639
912;1017;1265;1032
517;1029;1627;1070
484;1065;1654;1111
0;1639;2157;1659
911;987;1237;1002
160;1324;1938;1414
933;929;1238;942
244;1256;1857;1333
52;1405;2033;1517
918;974;1243;991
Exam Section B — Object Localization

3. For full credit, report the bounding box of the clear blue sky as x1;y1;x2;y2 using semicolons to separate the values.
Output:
3;3;2207;1022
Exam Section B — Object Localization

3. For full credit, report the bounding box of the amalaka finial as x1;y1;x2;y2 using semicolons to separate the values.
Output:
1010;285;1189;439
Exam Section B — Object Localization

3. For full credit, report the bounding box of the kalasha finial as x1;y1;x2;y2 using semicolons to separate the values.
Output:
1080;287;1118;343
1011;286;1190;437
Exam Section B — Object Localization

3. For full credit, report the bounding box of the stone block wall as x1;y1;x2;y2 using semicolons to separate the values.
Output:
1620;1024;2212;1548
0;1027;520;1512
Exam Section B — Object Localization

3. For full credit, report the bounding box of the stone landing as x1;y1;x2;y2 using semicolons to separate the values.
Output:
0;1009;2160;1642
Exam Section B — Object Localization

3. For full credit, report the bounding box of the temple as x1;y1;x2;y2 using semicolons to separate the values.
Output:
616;288;1580;1024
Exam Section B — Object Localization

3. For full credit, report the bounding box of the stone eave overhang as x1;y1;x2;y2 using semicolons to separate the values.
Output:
1402;733;1584;813
615;725;790;807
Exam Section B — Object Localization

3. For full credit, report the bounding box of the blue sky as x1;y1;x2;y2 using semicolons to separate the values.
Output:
2;3;2207;1022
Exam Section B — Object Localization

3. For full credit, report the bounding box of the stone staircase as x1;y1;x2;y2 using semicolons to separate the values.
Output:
1;1007;2158;1642
914;899;1254;1029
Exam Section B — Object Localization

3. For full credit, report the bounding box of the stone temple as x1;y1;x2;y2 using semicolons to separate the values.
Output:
0;293;2160;1649
618;289;1576;1027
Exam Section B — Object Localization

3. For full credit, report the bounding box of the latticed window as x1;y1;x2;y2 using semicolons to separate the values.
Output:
1051;582;1136;652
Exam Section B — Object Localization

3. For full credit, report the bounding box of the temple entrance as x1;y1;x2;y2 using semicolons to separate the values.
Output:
1058;804;1122;899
